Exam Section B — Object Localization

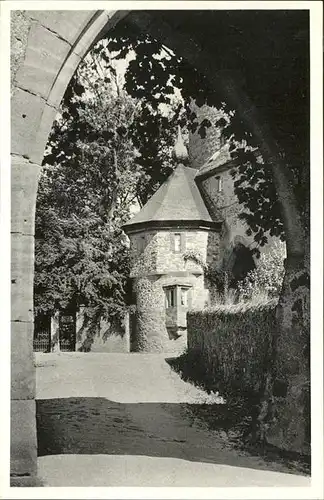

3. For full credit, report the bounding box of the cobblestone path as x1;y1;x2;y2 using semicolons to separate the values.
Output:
36;352;310;487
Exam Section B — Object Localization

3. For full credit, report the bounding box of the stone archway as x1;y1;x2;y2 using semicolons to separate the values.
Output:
9;8;311;485
10;10;128;485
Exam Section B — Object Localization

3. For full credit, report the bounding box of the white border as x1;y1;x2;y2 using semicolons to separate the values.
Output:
1;1;323;499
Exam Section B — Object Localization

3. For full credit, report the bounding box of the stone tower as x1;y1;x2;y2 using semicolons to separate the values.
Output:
189;102;281;288
122;129;221;353
188;100;227;170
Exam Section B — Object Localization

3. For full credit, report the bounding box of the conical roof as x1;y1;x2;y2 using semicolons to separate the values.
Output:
122;164;219;233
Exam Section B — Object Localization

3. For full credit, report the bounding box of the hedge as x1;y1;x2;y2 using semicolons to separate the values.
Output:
187;299;278;397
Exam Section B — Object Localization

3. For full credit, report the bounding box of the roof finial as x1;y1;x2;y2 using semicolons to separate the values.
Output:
172;124;188;164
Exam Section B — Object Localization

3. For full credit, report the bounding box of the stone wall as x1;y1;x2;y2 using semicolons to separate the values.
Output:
43;309;130;353
188;101;227;169
10;11;32;88
131;272;208;354
10;9;125;486
129;229;158;277
156;230;209;275
75;309;130;353
159;274;208;311
201;171;242;230
188;101;280;276
201;171;280;266
129;228;216;277
128;227;214;352
206;231;221;269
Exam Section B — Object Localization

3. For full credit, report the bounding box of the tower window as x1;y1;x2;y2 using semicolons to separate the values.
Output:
180;288;188;307
138;234;146;252
216;176;223;192
174;233;181;252
165;287;176;308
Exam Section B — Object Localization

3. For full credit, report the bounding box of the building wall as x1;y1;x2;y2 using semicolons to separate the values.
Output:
200;170;280;268
129;229;158;277
128;227;215;352
35;309;130;353
132;275;169;352
156;230;208;274
206;231;221;269
129;228;218;277
131;272;209;354
188;101;227;170
188;101;281;277
158;274;208;312
201;172;249;249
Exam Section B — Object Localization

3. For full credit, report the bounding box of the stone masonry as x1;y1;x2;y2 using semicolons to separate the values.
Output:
123;138;222;352
193;106;281;266
128;228;214;352
10;9;128;486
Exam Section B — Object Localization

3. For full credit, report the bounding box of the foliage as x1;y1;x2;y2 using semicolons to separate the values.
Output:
132;277;166;352
56;38;187;207
182;249;231;302
227;149;285;246
35;38;187;320
182;249;234;304
44;50;142;218
182;249;205;268
187;299;278;393
131;101;187;205
237;241;286;300
185;300;278;437
183;240;285;303
103;21;309;247
35;69;139;320
34;172;131;322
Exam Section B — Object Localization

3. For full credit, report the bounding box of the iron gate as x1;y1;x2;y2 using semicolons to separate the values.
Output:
59;312;76;351
33;314;51;352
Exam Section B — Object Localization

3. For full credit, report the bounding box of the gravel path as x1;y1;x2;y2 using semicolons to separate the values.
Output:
36;352;310;487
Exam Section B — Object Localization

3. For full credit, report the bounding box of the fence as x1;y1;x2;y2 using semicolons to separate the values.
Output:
33;338;51;352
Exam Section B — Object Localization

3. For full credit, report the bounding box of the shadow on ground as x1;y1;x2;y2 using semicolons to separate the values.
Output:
165;356;311;476
36;396;309;476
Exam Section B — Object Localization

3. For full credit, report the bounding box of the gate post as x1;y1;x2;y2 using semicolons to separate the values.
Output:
51;311;60;352
11;157;41;486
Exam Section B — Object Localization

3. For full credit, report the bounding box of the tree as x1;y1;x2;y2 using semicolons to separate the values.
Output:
131;100;187;205
35;66;140;325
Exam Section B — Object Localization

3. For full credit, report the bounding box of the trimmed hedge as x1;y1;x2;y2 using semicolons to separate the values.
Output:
187;299;278;397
